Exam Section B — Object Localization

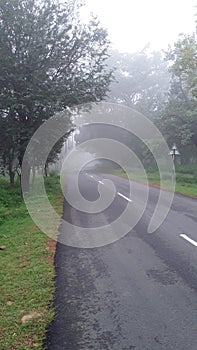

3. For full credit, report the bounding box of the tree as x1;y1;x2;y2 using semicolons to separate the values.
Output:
0;112;19;184
156;34;197;163
0;0;113;188
104;49;170;166
107;49;170;118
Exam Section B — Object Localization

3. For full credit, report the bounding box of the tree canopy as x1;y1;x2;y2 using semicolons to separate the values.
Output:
0;0;113;185
106;39;196;165
107;49;170;118
156;34;197;163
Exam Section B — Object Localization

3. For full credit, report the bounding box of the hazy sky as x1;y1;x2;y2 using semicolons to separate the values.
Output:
82;0;196;52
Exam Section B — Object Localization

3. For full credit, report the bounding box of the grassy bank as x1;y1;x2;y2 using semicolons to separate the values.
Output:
108;165;197;197
0;175;62;350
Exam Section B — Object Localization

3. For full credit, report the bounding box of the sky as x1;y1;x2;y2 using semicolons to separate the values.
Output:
82;0;196;53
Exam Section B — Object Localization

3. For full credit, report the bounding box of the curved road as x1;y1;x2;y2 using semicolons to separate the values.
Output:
45;172;197;350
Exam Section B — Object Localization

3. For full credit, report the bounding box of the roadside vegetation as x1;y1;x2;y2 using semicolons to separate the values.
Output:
0;0;196;346
0;174;62;350
110;164;197;197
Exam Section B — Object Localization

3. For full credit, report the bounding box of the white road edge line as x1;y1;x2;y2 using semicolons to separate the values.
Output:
180;234;197;247
117;192;132;202
98;180;104;185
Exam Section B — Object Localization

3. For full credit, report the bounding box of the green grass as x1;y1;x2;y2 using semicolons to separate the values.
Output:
0;175;63;350
107;166;197;197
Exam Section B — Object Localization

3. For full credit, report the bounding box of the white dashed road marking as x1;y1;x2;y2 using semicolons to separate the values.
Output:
87;174;196;249
117;192;132;202
87;174;132;202
180;234;197;247
98;180;104;185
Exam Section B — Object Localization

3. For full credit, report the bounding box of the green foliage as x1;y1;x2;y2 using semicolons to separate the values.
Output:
175;163;197;176
44;173;60;192
110;166;197;196
167;34;197;97
155;34;197;163
175;173;197;184
0;175;62;349
0;0;113;183
48;169;59;177
107;49;170;118
0;177;22;207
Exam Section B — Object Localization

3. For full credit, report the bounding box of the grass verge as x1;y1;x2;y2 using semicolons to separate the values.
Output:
0;175;62;350
108;167;197;197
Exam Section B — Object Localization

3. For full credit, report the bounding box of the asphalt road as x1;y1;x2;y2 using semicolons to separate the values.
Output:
45;171;197;350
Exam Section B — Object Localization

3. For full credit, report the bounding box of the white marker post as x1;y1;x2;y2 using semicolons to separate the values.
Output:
169;143;180;163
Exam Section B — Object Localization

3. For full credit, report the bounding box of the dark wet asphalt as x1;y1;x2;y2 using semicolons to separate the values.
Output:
45;172;197;350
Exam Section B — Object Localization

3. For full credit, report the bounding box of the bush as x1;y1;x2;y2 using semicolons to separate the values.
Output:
175;164;197;176
0;177;22;208
175;173;197;184
49;169;59;177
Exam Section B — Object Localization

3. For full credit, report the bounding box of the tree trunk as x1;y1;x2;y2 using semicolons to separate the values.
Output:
9;171;15;186
21;159;31;192
8;158;15;186
32;163;36;188
44;163;48;177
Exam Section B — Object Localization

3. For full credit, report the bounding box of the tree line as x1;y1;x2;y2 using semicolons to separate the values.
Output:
0;0;196;188
74;35;197;167
106;34;197;165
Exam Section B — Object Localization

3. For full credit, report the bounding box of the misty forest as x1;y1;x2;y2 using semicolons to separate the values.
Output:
0;0;196;187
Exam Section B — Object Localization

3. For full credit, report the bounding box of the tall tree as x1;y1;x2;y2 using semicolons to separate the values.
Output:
156;34;197;163
107;49;170;118
105;49;170;165
0;0;113;187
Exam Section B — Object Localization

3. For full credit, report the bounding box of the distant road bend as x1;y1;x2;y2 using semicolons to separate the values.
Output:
45;171;197;350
